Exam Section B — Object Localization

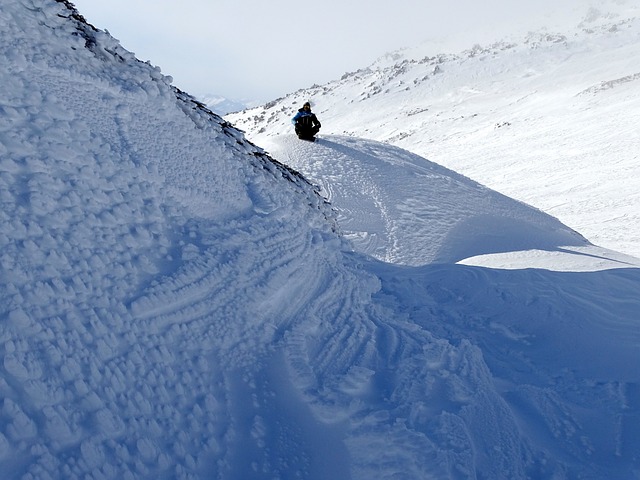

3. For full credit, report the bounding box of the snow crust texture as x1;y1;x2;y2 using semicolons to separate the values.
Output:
1;1;640;479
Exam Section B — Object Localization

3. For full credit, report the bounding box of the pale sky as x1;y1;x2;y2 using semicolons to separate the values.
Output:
71;0;590;102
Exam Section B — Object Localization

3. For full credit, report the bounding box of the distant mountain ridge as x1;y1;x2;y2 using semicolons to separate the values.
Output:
199;94;255;115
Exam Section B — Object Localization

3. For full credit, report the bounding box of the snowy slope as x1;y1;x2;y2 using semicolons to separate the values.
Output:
0;1;345;477
227;1;640;260
263;135;639;271
2;1;640;479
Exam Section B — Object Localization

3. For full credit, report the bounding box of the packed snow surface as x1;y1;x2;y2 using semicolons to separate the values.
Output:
1;1;639;479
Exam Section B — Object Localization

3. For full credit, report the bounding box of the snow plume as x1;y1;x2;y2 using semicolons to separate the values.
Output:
2;1;640;479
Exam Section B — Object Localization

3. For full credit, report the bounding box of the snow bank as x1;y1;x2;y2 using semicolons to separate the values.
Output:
261;134;598;268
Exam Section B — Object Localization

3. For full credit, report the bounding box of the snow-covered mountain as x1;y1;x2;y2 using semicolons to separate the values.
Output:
227;1;640;260
2;1;639;479
198;94;255;116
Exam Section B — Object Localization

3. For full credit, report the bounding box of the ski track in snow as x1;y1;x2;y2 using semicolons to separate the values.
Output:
2;1;640;479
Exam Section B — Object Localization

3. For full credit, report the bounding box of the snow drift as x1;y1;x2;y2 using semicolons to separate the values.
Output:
1;1;639;479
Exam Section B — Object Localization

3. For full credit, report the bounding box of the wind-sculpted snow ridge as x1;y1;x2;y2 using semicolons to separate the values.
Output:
262;135;599;268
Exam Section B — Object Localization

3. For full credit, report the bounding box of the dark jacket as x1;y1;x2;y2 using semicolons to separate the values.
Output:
292;109;321;130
